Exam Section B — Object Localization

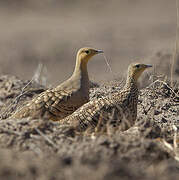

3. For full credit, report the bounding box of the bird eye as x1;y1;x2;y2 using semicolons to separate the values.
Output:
85;50;89;54
135;64;140;68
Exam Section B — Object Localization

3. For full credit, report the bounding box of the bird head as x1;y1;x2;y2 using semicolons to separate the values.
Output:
128;63;152;81
77;47;103;64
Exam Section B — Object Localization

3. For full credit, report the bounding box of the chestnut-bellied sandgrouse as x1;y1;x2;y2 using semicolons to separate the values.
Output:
61;63;152;133
11;47;103;121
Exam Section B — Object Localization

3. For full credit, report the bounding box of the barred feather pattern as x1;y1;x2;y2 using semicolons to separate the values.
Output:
11;88;87;121
62;81;139;133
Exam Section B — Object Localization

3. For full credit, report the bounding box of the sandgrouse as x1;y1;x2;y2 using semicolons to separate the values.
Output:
61;63;152;133
11;47;103;121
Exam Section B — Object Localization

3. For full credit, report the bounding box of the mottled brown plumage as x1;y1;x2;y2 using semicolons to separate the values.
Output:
11;47;103;120
61;63;152;133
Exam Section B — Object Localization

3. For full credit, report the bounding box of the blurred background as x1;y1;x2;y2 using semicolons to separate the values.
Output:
0;0;178;86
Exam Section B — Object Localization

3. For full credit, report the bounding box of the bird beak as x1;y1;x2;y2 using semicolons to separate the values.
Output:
145;64;152;68
96;50;104;54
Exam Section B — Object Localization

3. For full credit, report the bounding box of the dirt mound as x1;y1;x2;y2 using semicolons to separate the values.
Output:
0;75;46;119
0;75;178;180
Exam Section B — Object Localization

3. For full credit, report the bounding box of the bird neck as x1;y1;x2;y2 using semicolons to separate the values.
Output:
73;56;88;75
124;75;138;93
72;56;89;87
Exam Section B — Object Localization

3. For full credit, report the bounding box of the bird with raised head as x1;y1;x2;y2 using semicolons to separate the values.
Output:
61;63;152;133
11;47;103;121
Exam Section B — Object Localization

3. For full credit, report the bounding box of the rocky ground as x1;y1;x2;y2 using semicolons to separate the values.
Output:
0;74;178;180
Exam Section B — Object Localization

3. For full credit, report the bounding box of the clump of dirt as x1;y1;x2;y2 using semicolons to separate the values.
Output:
0;75;46;119
138;80;179;138
0;75;178;180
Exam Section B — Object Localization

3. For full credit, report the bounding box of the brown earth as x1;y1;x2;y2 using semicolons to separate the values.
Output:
0;73;178;180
